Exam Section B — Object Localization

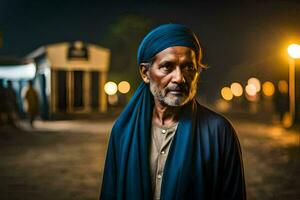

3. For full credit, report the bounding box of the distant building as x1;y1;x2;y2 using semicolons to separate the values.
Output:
0;41;110;119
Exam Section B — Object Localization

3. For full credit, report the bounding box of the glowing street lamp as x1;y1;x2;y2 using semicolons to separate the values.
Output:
244;84;257;102
287;43;300;125
118;81;131;94
104;81;118;95
245;84;257;96
262;81;275;97
230;82;243;97
221;87;233;101
287;44;300;59
247;77;261;92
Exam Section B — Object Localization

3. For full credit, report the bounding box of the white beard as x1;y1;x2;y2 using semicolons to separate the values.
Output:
149;80;197;107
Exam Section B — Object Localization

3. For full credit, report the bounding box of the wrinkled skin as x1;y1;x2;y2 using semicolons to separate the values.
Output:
140;46;200;107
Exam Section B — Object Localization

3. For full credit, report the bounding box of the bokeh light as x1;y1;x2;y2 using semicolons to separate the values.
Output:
287;44;300;59
221;87;233;101
118;81;131;94
247;77;261;92
262;81;275;97
104;81;118;95
245;84;257;96
278;80;288;94
230;82;243;97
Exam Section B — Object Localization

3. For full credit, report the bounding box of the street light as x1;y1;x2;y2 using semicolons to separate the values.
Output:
288;44;300;59
230;82;243;97
262;81;275;97
104;81;118;95
245;84;257;97
247;77;261;92
287;43;300;125
221;87;233;101
118;81;131;94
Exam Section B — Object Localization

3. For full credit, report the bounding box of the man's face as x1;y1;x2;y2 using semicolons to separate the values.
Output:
141;46;199;107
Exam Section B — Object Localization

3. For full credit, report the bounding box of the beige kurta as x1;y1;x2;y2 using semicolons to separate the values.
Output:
149;121;179;200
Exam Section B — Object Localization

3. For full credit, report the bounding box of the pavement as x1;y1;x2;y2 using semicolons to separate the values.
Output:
0;117;299;200
232;118;300;200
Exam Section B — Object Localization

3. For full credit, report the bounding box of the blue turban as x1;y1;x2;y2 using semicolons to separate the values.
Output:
137;24;201;65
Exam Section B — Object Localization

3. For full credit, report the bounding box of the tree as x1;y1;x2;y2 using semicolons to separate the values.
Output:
103;14;153;90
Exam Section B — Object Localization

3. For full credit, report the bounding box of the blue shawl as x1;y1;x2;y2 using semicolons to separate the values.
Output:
100;83;246;200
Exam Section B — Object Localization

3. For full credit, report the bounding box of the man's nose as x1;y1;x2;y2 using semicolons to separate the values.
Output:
172;67;185;83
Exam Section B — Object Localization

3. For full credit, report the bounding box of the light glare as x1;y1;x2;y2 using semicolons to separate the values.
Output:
230;82;243;97
221;87;233;101
262;81;275;97
118;81;130;94
245;84;257;96
287;44;300;59
104;81;118;95
247;77;261;92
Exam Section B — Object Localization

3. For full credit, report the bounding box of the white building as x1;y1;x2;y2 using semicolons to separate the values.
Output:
27;41;110;117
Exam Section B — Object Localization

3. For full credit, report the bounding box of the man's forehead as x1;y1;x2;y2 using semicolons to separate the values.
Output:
155;46;196;62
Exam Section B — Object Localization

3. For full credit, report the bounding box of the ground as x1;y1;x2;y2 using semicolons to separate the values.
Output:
0;117;299;200
235;120;300;199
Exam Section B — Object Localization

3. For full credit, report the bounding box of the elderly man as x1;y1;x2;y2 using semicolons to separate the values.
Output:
100;24;246;200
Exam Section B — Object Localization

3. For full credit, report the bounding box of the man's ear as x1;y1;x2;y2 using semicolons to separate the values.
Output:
139;63;150;83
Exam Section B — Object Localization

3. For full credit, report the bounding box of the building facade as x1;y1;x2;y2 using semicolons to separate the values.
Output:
28;41;110;118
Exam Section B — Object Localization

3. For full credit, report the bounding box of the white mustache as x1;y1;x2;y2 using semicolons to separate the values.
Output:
166;84;188;93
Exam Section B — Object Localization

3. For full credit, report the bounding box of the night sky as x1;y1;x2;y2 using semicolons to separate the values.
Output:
1;0;300;100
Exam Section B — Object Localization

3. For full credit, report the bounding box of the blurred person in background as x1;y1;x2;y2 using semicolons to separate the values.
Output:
274;80;289;123
100;24;246;200
0;79;7;126
24;80;39;127
6;80;19;127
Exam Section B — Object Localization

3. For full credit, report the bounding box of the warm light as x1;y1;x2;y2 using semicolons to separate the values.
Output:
104;81;118;95
287;44;300;59
0;63;36;80
245;84;257;96
278;80;288;94
230;82;243;97
247;77;261;92
262;81;275;96
118;81;131;94
221;87;233;101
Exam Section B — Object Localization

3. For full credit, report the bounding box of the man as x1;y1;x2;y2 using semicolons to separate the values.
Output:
6;80;19;127
0;79;7;125
100;24;246;200
24;80;39;127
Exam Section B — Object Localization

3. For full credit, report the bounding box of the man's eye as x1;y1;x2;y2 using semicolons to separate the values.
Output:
184;65;196;71
160;64;173;72
162;66;170;70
